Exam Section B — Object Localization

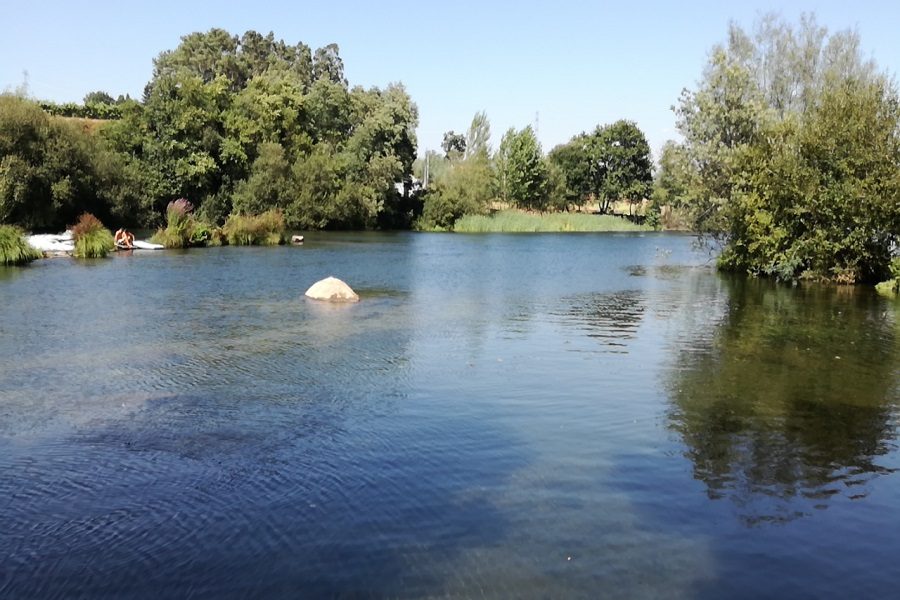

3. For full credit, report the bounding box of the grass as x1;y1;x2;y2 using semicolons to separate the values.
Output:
151;199;196;248
222;210;287;246
876;279;898;298
0;225;42;265
71;213;114;258
452;210;652;233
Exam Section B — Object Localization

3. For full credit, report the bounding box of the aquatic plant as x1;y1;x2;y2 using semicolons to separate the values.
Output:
0;225;42;265
151;198;220;248
452;210;651;233
223;210;287;246
876;257;900;298
71;213;114;258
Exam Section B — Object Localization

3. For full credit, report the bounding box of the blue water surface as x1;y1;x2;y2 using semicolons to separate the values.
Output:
1;232;898;598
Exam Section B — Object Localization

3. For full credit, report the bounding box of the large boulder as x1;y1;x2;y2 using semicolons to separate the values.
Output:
305;276;359;303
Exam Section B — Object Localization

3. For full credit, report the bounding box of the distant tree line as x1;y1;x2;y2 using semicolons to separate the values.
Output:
417;113;654;230
2;16;897;286
1;29;419;231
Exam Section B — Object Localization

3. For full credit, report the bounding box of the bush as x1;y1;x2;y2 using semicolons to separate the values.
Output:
876;257;900;298
0;224;42;265
151;198;219;248
71;213;114;258
222;209;287;246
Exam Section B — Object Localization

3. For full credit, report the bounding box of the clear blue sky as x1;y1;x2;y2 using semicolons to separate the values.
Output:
4;1;900;158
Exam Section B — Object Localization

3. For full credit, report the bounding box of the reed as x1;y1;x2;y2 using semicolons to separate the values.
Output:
71;213;114;258
0;225;42;265
222;210;287;246
452;210;651;233
151;198;196;248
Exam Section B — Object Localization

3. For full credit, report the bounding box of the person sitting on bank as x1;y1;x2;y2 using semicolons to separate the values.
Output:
115;228;134;249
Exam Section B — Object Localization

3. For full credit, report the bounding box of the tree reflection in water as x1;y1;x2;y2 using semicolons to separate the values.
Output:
668;277;900;524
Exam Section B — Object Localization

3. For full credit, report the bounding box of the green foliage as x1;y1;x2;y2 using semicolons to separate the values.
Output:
3;30;419;234
83;91;115;106
589;120;653;214
548;135;591;204
496;126;548;210
71;213;114;258
418;153;493;229
441;131;466;159
875;258;900;297
0;224;41;265
39;100;123;120
0;94;152;230
149;29;313;93
465;111;491;159
876;279;898;298
549;122;653;213
222;209;286;245
452;210;650;233
151;198;216;248
674;14;900;283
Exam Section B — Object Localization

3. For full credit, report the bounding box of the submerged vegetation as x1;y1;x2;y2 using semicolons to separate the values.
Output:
71;213;114;258
0;225;42;265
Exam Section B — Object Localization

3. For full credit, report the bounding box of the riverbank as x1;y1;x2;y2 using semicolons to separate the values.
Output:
451;210;651;233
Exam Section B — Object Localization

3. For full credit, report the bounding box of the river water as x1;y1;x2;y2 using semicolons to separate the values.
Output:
1;232;898;598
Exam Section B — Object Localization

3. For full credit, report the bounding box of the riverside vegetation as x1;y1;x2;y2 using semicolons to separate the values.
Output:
71;213;115;258
0;225;42;265
0;16;898;289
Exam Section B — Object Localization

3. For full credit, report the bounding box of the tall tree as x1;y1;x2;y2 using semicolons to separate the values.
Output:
588;120;653;214
312;43;347;86
441;131;466;160
675;13;900;282
83;91;115;105
497;126;548;211
464;111;491;159
548;135;591;205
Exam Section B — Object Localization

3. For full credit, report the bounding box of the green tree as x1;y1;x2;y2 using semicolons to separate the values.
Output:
676;13;900;282
548;135;591;205
0;95;129;229
83;91;115;105
312;43;347;86
586;120;652;214
465;111;491;159
441;130;466;160
419;152;493;229
495;126;548;211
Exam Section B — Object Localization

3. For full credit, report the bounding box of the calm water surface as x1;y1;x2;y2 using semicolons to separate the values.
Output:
1;233;898;598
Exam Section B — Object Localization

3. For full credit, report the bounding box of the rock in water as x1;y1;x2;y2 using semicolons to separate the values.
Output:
305;276;359;303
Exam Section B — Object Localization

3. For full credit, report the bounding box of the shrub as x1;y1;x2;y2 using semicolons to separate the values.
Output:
151;198;217;248
0;224;42;265
222;209;286;246
71;213;114;258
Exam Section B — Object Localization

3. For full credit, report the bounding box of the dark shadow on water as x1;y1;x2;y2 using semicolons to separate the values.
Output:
0;387;529;599
666;277;900;523
606;275;900;597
